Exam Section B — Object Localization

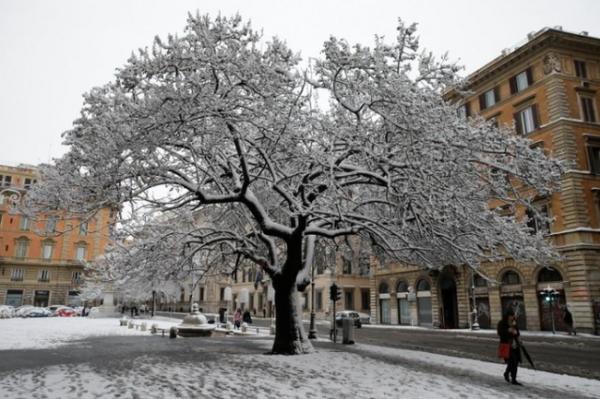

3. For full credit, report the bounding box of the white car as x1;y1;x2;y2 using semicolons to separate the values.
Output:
0;305;15;318
15;305;35;317
335;311;362;328
357;312;371;325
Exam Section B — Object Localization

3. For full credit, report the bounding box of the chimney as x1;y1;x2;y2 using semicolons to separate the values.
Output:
580;31;589;36
527;31;536;40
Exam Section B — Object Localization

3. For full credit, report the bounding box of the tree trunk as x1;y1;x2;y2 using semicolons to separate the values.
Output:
270;237;314;355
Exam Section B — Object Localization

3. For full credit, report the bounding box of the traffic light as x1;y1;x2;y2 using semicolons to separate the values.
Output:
330;283;341;302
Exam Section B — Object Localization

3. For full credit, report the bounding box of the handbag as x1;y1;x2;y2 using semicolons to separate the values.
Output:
497;342;511;359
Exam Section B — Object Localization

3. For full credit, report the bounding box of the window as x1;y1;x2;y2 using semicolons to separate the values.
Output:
361;289;370;310
23;178;35;189
344;290;354;310
509;68;533;94
526;204;550;234
479;87;499;110
378;282;389;294
72;271;83;284
316;290;323;310
457;102;471;119
501;270;521;285
76;245;87;261
514;105;539;135
220;287;225;301
11;268;24;281
538;267;563;282
587;137;600;174
45;217;57;233
574;60;587;79
0;175;12;187
416;279;431;291
342;257;352;274
19;216;30;231
396;281;409;292
199;287;204;301
474;275;488;287
580;96;597;123
15;239;29;258
41;242;54;260
38;269;49;282
79;221;88;236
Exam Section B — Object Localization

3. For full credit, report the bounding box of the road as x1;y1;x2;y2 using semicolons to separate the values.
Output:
249;317;600;380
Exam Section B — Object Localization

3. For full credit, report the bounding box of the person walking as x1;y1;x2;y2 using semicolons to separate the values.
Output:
243;309;252;324
564;306;576;335
234;308;242;329
497;308;522;385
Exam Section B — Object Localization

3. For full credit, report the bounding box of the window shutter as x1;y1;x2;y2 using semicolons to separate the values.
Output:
526;67;533;85
514;112;522;135
494;86;500;103
479;94;486;110
532;104;540;129
509;76;517;94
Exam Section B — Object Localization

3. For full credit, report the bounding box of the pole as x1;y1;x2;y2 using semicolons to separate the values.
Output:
332;297;337;343
471;270;480;330
308;261;317;339
550;296;556;334
151;290;156;318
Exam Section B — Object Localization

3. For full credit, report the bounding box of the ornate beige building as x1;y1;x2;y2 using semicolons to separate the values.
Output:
0;163;114;307
372;27;600;334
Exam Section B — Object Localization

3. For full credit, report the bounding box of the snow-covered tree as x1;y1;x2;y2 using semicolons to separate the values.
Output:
25;14;562;354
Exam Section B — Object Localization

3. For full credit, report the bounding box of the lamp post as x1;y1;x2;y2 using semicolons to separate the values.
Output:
470;270;480;330
308;260;317;339
540;286;559;334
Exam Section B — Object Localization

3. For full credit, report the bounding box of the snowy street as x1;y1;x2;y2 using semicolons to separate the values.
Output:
1;318;599;399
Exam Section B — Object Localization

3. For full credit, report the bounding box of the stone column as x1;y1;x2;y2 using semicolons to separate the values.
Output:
488;286;502;327
522;284;541;331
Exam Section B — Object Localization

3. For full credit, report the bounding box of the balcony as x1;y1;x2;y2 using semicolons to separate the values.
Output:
0;256;85;266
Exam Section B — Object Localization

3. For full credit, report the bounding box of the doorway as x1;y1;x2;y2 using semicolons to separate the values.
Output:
439;276;458;329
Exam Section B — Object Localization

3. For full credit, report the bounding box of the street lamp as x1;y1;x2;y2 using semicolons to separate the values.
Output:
308;259;317;339
540;286;559;334
470;270;480;330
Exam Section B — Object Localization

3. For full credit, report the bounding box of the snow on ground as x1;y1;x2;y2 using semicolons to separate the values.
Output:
1;317;599;398
354;343;600;399
0;317;179;350
1;343;598;399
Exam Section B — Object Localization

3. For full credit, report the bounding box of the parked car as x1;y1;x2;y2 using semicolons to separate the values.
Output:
55;306;77;317
0;305;15;318
335;311;362;328
357;312;371;325
15;305;35;317
23;307;51;317
46;305;66;316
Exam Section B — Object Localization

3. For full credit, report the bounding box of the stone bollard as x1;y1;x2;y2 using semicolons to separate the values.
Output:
270;323;276;336
128;321;133;329
225;322;233;331
141;322;147;332
151;324;158;334
120;317;128;326
241;322;248;333
169;326;177;339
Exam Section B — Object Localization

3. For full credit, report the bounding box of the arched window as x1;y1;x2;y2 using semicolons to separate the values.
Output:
538;267;563;282
416;279;431;291
501;270;521;285
474;274;488;287
378;282;389;294
396;281;409;293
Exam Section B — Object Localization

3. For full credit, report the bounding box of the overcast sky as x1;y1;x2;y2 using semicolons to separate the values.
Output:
1;0;599;166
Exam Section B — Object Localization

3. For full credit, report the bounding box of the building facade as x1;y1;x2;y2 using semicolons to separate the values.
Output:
0;163;113;307
372;27;600;333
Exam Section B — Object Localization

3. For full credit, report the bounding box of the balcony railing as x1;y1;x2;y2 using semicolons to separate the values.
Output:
0;256;85;266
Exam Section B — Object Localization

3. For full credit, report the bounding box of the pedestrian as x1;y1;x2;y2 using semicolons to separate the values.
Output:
243;309;252;324
234;308;242;329
497;308;522;385
81;305;87;317
263;307;266;318
564;305;576;335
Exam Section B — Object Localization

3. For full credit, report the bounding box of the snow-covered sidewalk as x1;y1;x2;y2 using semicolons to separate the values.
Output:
1;317;599;398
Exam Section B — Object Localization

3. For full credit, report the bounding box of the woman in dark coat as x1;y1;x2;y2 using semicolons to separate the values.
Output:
497;308;522;385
